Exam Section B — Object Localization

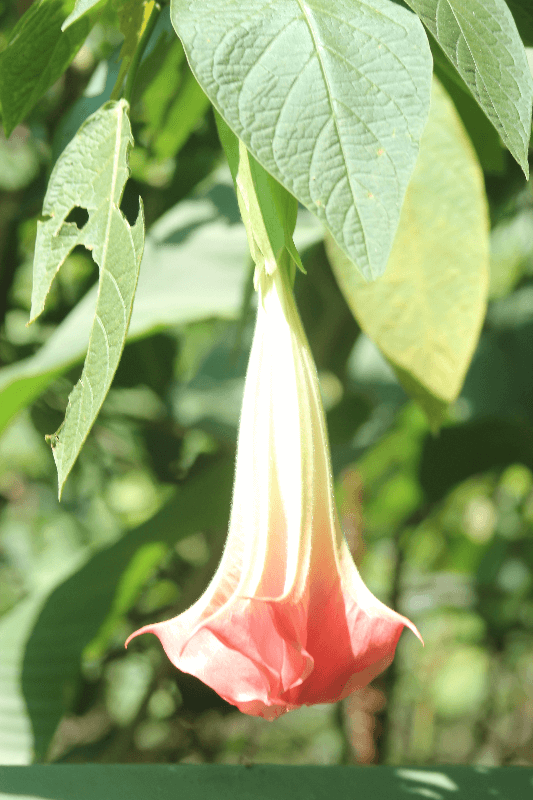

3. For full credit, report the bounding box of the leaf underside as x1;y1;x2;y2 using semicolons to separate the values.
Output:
171;0;432;280
31;99;144;496
405;0;533;176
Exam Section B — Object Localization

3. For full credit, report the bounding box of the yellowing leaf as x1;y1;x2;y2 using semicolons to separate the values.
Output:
327;78;489;429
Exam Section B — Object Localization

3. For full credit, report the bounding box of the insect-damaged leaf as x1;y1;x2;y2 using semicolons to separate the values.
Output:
31;100;144;497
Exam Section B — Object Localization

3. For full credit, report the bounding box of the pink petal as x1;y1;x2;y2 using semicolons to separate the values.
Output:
126;595;313;714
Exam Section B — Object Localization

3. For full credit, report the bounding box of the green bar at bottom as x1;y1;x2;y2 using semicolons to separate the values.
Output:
0;764;532;800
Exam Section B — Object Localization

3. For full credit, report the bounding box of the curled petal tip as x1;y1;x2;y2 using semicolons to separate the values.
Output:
404;616;424;647
125;624;156;650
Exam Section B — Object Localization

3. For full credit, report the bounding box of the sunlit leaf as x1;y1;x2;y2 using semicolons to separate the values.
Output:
172;0;432;280
405;0;533;175
326;79;489;429
30;99;144;496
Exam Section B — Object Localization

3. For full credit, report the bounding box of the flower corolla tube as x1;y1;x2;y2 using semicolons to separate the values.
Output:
126;264;421;720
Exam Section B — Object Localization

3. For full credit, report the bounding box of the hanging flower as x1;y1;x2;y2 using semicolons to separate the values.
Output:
126;262;421;720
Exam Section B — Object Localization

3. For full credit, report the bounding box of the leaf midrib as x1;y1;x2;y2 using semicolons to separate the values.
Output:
67;104;125;460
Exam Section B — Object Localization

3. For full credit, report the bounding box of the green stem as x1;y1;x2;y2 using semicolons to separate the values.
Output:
110;2;162;103
124;2;161;104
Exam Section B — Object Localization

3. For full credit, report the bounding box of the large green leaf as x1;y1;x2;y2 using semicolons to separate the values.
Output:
30;100;144;497
0;552;89;765
0;0;92;136
0;457;232;764
21;457;233;762
433;62;505;175
405;0;533;175
326;78;489;429
171;0;432;280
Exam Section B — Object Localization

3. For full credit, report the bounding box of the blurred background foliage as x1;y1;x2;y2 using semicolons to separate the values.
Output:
1;0;533;770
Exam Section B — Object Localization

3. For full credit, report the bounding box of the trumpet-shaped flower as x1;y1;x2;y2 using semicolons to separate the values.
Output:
126;264;421;719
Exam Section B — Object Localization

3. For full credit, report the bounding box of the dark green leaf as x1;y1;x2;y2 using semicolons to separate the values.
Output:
462;317;533;426
0;0;91;136
405;0;533;175
172;0;432;279
20;457;233;761
152;67;210;159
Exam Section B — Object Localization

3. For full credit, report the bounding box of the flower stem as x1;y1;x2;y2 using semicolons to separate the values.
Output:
110;1;162;103
124;2;161;104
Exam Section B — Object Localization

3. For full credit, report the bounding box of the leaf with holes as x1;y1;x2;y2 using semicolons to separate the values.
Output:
31;99;144;497
171;0;432;280
405;0;533;176
326;79;490;429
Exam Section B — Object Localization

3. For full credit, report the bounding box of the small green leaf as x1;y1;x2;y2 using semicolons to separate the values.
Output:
326;79;490;429
0;0;91;136
172;0;432;280
31;99;144;496
405;0;533;176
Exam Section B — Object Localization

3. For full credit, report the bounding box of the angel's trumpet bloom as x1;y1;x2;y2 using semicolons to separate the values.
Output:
126;264;421;719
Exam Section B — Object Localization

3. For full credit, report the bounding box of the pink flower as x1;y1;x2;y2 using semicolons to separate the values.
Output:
126;264;421;720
